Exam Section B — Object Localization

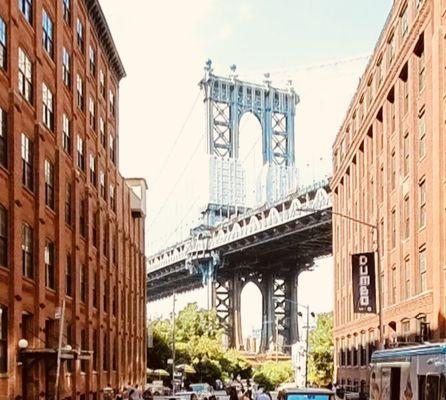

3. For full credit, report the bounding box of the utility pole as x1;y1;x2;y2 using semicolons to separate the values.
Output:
172;291;176;394
304;305;310;387
275;315;279;363
54;299;66;400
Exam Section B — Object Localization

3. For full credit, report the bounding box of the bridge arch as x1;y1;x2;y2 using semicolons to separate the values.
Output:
240;280;263;352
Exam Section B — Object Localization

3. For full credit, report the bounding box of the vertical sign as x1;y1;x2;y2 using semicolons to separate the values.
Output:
352;252;376;313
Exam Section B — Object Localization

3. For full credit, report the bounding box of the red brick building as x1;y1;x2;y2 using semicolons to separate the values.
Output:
332;0;446;394
0;0;147;398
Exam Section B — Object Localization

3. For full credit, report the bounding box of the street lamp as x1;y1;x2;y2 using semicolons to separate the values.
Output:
275;297;314;387
299;207;384;350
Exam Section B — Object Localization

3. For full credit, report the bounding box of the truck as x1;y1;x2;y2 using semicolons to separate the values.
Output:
369;343;446;399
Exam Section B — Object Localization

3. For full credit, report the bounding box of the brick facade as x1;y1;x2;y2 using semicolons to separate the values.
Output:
0;0;147;398
332;0;446;393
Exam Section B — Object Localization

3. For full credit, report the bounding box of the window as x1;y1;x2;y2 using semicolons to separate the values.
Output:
21;133;33;191
403;132;409;176
18;48;33;103
44;241;55;289
99;70;105;97
99;117;106;147
391;149;396;189
110;185;116;211
19;0;33;24
42;10;53;58
0;17;6;70
89;155;97;187
391;266;397;304
100;171;105;198
89;98;95;129
103;332;109;370
400;7;408;38
0;205;6;268
376;59;382;89
76;19;84;51
62;47;71;87
400;64;409;115
109;134;115;163
80;263;87;302
109;90;115;116
42;83;54;130
418;112;426;159
65;181;72;226
387;34;395;67
44;160;54;209
79;198;86;238
403;196;410;239
77;135;85;171
89;46;96;76
93;329;99;370
426;374;439;400
388;92;395;133
391;209;396;248
93;271;98;309
76;75;84;110
402;319;410;340
80;329;87;372
419;180;426;228
92;210;98;247
404;258;411;299
66;253;72;296
103;279;109;312
418;45;425;92
419;247;427;292
0;108;7;168
22;223;33;278
62;114;71;154
63;0;71;24
0;305;7;373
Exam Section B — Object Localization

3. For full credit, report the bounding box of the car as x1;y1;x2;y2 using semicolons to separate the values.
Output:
148;380;172;396
189;383;217;400
278;387;335;400
173;391;200;400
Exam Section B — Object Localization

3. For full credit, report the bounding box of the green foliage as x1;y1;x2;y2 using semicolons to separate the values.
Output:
307;312;334;387
252;361;294;391
148;303;251;384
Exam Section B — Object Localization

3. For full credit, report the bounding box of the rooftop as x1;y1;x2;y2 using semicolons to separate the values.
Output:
84;0;126;80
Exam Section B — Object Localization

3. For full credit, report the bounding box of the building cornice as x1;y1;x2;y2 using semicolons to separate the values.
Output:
83;0;126;81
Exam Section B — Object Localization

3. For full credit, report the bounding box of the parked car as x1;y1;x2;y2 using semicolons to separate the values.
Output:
189;383;216;400
278;387;335;400
148;380;172;396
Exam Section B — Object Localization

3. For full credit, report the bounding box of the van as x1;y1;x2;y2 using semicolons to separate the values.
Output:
370;343;446;399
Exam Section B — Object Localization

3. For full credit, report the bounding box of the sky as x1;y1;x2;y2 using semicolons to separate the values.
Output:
99;0;393;334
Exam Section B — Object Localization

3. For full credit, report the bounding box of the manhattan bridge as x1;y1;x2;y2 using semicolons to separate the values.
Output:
147;61;333;353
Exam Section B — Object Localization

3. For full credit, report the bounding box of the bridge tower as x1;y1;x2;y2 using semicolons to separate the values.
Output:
199;60;299;227
193;62;304;353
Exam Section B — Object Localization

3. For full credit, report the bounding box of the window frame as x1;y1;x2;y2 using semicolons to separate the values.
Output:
44;159;54;210
44;240;55;289
0;205;7;269
0;16;7;70
42;9;54;58
18;48;33;103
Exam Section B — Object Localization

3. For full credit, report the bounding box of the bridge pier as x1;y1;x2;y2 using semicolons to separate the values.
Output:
260;272;276;353
231;271;243;350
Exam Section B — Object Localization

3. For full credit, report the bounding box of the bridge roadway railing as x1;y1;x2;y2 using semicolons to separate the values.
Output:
147;178;332;274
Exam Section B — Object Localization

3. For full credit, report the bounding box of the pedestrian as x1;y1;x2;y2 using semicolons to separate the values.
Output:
115;390;124;400
142;387;153;400
229;386;239;400
242;389;252;400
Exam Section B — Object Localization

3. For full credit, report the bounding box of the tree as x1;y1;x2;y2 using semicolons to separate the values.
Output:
252;361;294;391
148;302;251;384
307;312;334;387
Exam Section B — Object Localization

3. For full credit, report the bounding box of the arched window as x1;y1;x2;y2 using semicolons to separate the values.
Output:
0;205;6;268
